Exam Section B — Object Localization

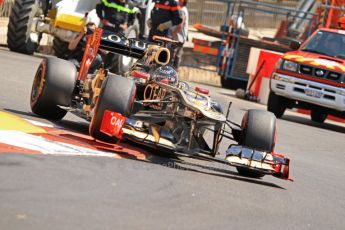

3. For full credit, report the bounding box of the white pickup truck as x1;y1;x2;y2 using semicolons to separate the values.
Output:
268;28;345;123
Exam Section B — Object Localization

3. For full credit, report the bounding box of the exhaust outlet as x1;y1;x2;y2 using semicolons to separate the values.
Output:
154;47;170;66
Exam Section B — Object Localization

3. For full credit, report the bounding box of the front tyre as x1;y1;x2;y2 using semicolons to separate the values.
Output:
236;109;276;178
30;57;77;120
89;74;136;142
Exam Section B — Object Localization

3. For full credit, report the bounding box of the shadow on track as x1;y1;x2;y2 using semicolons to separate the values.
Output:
3;108;285;189
281;114;345;134
4;109;38;118
212;101;345;134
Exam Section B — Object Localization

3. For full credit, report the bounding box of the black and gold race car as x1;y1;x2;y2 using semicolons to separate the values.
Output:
30;29;291;180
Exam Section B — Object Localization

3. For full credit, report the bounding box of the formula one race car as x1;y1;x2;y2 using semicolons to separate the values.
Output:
30;28;291;180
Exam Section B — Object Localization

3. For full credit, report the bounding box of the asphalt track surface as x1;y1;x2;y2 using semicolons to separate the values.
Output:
0;48;345;230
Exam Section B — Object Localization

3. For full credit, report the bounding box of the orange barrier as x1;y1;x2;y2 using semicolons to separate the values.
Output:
247;48;283;104
192;38;220;56
193;44;218;56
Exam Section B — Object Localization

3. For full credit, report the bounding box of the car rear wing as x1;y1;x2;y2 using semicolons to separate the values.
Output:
78;28;174;81
78;28;148;81
99;30;182;59
99;29;148;59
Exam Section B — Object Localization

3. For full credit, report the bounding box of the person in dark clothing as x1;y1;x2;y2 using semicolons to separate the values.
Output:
148;0;183;41
131;0;148;39
96;0;137;33
96;0;138;71
68;22;103;73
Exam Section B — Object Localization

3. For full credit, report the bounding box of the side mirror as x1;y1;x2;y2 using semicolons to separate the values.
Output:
289;40;301;50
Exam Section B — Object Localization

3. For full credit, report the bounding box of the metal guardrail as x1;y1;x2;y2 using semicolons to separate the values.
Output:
216;0;315;84
189;0;299;27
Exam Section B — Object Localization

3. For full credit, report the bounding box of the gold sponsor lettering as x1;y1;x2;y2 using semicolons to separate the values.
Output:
144;84;166;110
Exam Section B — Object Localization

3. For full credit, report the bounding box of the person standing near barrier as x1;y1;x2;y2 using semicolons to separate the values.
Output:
96;0;137;34
171;0;188;69
96;0;137;71
148;0;183;41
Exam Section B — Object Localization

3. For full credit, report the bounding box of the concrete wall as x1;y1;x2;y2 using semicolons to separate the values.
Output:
188;0;299;28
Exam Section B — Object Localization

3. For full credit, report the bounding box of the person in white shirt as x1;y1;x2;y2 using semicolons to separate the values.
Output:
171;0;189;69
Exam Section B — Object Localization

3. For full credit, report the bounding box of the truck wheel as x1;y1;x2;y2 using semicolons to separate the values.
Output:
236;109;276;178
7;0;42;54
109;20;139;74
267;91;287;118
89;74;136;142
30;57;77;120
311;110;327;123
53;38;69;59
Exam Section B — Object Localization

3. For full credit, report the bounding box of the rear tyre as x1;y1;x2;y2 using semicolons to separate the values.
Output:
311;110;327;123
236;109;276;178
7;0;42;54
30;57;77;120
267;91;287;118
53;38;69;59
89;74;136;142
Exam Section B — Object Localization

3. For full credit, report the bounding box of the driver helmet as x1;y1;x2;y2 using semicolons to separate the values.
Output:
152;65;179;86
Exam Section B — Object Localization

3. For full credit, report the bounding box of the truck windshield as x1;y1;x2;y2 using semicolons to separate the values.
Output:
301;31;345;60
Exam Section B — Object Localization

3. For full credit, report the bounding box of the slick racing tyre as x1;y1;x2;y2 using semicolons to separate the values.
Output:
89;74;136;142
30;57;77;120
7;0;42;54
237;109;276;178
